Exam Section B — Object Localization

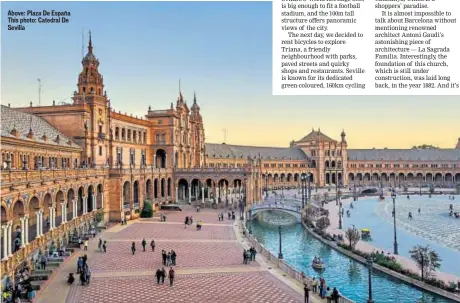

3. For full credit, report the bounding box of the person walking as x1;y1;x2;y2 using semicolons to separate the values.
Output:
169;267;175;287
40;254;47;270
160;267;166;284
311;277;318;293
142;238;147;252
155;269;162;284
77;257;83;274
131;242;136;255
171;250;177;266
84;239;88;251
150;239;155;252
162;250;167;265
304;282;310;303
98;238;102;252
102;240;107;253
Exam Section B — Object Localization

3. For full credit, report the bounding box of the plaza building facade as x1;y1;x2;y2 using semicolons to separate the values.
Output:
1;35;459;279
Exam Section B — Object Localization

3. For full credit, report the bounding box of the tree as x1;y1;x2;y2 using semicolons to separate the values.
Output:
409;245;442;281
345;226;360;249
316;216;330;230
140;200;154;218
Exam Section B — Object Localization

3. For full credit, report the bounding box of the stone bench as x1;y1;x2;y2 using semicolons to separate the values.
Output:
30;280;45;290
29;272;50;282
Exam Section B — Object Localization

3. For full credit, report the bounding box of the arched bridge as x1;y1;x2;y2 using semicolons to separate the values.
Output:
250;204;302;223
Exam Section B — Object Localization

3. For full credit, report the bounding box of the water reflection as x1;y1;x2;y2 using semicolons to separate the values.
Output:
254;210;298;226
250;220;455;303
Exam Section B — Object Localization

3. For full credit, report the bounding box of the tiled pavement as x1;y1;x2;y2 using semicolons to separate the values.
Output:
113;222;236;241
37;206;305;303
89;241;258;272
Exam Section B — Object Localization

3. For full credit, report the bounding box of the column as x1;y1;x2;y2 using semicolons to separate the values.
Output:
49;207;54;230
165;155;168;167
175;187;178;202
20;217;25;247
61;203;66;223
201;187;205;204
154;154;157;168
101;194;104;209
83;196;87;214
92;194;97;211
24;216;29;244
2;225;8;259
182;187;186;201
35;211;41;238
73;200;77;219
7;221;13;256
188;186;192;204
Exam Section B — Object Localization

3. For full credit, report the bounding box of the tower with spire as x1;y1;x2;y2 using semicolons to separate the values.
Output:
73;31;107;105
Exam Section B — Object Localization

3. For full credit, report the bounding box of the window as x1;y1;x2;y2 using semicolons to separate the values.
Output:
99;146;102;156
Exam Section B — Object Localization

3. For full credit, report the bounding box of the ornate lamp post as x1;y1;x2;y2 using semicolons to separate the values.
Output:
367;257;374;303
392;190;399;255
337;181;342;229
301;173;306;209
278;225;283;259
240;175;247;220
248;209;253;234
307;172;311;204
265;172;269;199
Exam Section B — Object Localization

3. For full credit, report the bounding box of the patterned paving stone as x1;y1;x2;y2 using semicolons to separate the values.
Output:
88;241;258;272
114;222;236;241
153;208;237;224
66;271;303;303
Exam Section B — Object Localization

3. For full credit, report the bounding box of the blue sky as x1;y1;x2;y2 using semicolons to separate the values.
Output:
1;1;458;148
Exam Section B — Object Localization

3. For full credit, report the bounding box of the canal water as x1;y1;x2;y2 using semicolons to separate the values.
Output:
249;211;455;303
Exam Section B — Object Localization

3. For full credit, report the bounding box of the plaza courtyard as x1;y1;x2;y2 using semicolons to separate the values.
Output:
36;207;304;303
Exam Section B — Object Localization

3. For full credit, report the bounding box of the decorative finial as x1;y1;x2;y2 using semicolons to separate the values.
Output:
148;105;151;111
194;91;196;103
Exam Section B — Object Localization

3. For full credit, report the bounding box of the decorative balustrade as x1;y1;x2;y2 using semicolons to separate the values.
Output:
1;209;103;278
1;168;108;185
251;204;301;213
242;224;355;303
175;168;246;173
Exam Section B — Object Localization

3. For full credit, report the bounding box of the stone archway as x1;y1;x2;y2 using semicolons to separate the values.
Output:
167;178;172;197
1;205;7;259
97;184;104;209
88;185;95;212
191;179;202;202
146;179;152;200
160;178;165;198
67;189;75;220
177;179;189;202
123;181;131;208
133;181;140;206
12;200;25;252
78;187;84;216
55;190;64;227
28;197;40;240
43;193;52;234
155;149;167;168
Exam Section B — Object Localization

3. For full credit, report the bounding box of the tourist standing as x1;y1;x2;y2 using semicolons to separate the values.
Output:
40;254;47;270
142;238;147;252
162;250;167;265
131;242;136;255
102;241;107;253
184;216;189;229
166;251;172;266
171;250;177;265
169;267;175;287
77;257;83;274
160;267;166;284
98;238;102;252
84;239;88;251
155;269;162;284
150;239;155;252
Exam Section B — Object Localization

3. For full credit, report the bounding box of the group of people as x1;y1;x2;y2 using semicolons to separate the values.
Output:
448;204;460;218
75;254;91;286
161;249;177;266
1;267;35;302
154;267;175;287
301;274;341;303
242;247;257;264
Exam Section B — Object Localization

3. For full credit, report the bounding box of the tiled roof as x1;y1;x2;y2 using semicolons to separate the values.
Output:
348;149;460;161
1;105;81;149
297;130;336;143
205;143;307;160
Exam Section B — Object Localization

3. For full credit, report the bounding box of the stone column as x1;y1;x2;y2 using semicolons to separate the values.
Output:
20;217;25;247
24;216;29;244
35;211;41;238
83;196;88;214
201;187;205;204
101;194;104;209
7;221;13;256
73;199;77;219
2;225;8;259
154;155;157;168
188;186;192;204
92;194;97;211
165;155;168;168
175;187;178;202
61;203;66;223
49;207;55;229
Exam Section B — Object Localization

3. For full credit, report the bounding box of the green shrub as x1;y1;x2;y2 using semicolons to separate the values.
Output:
140;201;154;218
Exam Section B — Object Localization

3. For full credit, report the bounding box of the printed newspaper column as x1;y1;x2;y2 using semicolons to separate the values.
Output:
273;0;373;95
273;0;460;95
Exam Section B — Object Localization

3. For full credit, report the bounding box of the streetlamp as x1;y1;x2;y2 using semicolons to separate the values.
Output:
367;257;374;303
392;190;399;255
240;175;247;220
248;209;253;234
278;225;283;259
265;172;269;199
301;173;306;209
337;181;342;229
307;172;311;204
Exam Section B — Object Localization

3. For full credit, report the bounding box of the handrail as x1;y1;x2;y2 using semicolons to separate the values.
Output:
242;224;355;303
